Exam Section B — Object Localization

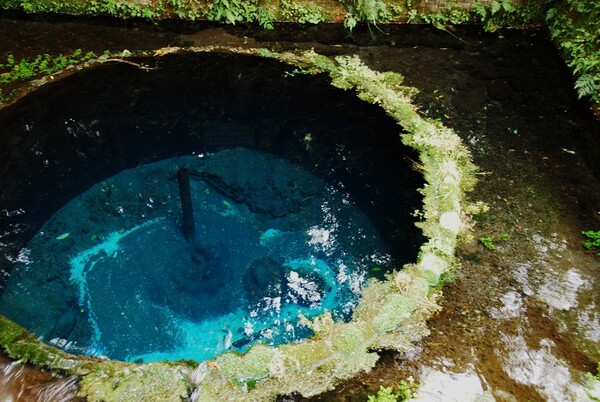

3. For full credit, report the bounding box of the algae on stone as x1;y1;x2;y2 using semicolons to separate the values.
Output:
78;362;189;402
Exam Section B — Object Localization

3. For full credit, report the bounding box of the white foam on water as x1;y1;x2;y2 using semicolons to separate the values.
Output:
537;268;587;311
513;262;534;296
307;226;336;254
490;291;524;319
499;334;588;401
412;365;491;402
4;247;32;264
284;258;338;308
578;303;600;342
512;233;589;312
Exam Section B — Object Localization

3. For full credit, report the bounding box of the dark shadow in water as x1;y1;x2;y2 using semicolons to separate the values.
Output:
0;52;424;290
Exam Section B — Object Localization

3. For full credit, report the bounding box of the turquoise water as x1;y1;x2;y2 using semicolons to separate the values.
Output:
0;148;392;362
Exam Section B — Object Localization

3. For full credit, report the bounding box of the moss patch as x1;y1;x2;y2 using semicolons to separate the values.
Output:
78;362;189;402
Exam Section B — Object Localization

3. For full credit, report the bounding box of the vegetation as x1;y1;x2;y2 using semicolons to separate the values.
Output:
0;0;598;399
479;237;495;250
3;0;585;112
280;0;326;24
585;362;600;400
88;0;163;19
0;49;95;84
546;0;600;108
367;379;418;401
342;0;390;31
0;49;101;104
0;0;543;28
206;0;274;28
583;230;600;255
479;233;509;251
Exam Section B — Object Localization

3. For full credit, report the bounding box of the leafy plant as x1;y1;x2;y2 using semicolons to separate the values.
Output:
281;0;325;24
207;0;246;24
470;0;546;31
479;237;496;250
575;74;600;99
89;0;163;18
256;7;275;29
343;0;389;32
169;0;203;20
480;233;509;251
344;13;358;30
0;49;95;84
367;378;418;401
546;0;600;106
206;0;273;29
583;230;600;254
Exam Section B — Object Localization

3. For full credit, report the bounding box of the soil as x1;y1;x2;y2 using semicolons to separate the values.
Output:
1;13;599;402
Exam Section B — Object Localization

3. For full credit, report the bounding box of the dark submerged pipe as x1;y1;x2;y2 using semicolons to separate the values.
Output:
177;168;195;242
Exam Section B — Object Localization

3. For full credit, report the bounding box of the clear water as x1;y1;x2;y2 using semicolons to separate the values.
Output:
0;148;391;362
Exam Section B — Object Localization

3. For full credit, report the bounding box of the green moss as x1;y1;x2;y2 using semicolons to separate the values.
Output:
332;346;379;378
331;322;366;353
217;344;275;382
585;362;600;400
280;339;331;366
0;315;78;371
79;362;189;402
372;293;418;333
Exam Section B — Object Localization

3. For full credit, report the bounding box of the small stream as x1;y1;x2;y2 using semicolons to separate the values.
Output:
1;14;599;402
0;355;81;402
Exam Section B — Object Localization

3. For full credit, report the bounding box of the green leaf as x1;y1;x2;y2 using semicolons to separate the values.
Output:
344;14;357;31
491;1;501;15
225;9;236;24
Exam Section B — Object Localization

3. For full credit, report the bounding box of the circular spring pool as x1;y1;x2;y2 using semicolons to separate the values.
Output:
0;52;423;363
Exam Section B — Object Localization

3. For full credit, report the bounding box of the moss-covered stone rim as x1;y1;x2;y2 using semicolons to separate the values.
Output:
0;46;478;401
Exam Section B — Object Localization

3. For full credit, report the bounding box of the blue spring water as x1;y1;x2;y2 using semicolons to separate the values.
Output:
0;148;392;363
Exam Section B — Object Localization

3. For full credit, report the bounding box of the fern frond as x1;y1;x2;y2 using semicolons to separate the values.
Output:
574;74;600;99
